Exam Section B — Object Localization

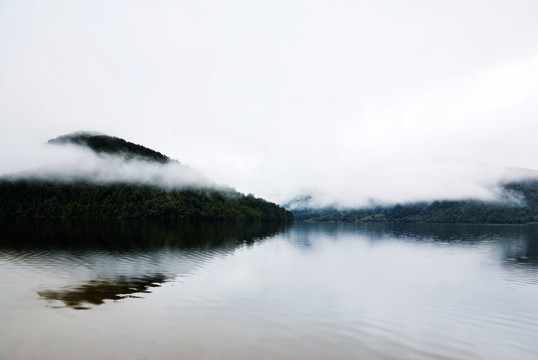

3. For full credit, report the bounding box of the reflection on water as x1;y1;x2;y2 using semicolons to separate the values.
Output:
0;218;289;250
291;222;538;268
38;274;168;310
0;218;290;310
1;220;538;360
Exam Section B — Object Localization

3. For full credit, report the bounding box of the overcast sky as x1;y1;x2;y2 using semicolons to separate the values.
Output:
1;0;537;206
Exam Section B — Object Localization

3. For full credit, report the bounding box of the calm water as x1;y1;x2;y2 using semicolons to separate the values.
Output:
1;219;537;359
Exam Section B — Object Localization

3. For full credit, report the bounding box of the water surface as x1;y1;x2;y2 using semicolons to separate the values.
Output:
1;220;537;359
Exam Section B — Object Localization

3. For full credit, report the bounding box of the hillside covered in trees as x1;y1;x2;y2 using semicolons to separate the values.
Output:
0;180;293;221
0;132;293;222
292;180;538;224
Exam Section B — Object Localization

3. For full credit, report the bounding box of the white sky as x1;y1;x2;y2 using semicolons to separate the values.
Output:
1;0;537;206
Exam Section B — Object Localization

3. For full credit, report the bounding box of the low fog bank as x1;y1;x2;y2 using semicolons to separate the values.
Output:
279;158;538;210
0;141;222;191
182;53;538;209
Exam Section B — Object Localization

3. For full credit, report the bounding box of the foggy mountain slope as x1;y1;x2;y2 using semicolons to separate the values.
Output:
5;131;215;189
0;133;293;221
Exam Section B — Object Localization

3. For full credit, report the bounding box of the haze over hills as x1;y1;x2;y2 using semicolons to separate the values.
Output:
0;132;293;221
287;179;538;224
2;131;217;190
2;131;538;223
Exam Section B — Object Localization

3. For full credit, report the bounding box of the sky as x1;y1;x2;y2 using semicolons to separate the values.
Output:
1;0;538;207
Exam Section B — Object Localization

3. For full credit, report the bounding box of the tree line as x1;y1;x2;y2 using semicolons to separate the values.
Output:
0;179;293;222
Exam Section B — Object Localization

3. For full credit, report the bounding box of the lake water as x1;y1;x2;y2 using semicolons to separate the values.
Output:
1;219;537;359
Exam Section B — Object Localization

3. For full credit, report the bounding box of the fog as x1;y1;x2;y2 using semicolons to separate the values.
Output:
3;140;216;190
1;0;538;207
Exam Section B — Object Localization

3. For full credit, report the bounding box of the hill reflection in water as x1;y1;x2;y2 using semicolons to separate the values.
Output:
0;218;291;250
38;274;168;310
0;218;291;310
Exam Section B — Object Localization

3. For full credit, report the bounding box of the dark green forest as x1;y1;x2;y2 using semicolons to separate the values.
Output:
293;180;538;224
0;180;293;221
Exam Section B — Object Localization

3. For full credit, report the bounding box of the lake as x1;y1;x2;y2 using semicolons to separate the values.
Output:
1;219;537;359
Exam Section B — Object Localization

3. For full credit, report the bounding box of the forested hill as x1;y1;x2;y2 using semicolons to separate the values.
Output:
0;180;293;221
292;180;538;224
0;133;293;221
48;132;170;163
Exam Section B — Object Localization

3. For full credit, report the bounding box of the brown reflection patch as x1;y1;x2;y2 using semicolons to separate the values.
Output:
38;274;168;310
